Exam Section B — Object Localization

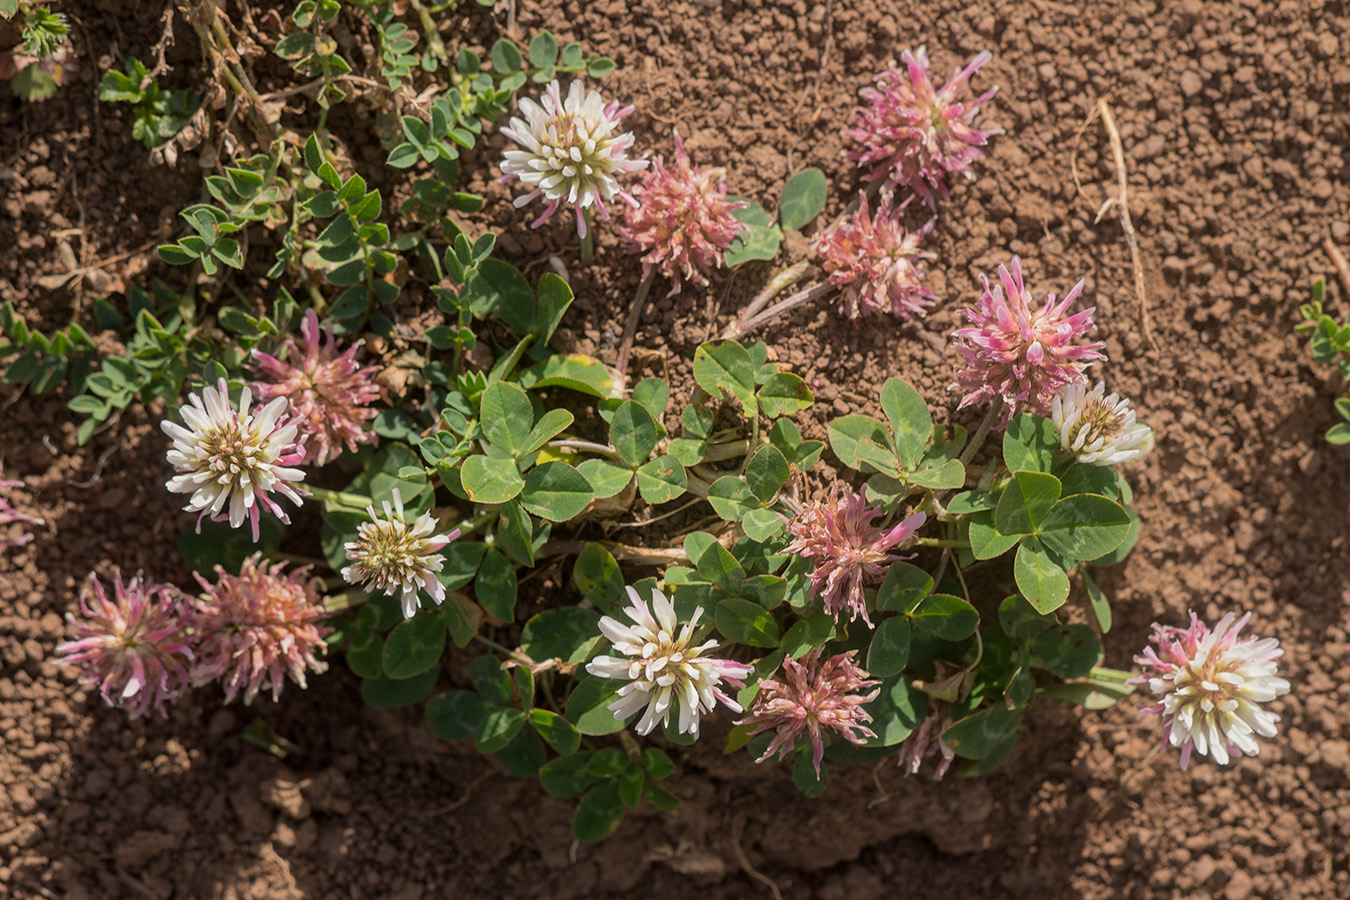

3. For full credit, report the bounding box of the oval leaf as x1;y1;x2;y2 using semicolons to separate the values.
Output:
522;460;593;522
866;616;911;678
779;168;827;230
382;614;447;679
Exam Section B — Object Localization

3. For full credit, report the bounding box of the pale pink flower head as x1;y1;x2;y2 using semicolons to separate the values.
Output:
1130;611;1291;770
813;194;935;320
0;475;42;576
499;78;648;238
784;483;926;627
843;47;999;207
951;257;1105;422
162;378;308;541
618;130;746;292
739;648;881;776
54;572;196;719
192;554;331;705
586;586;752;738
1051;381;1154;466
341;489;460;619
897;704;955;779
251;310;381;466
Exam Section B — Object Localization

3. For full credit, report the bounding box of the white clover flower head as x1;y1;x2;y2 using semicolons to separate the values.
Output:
162;378;307;541
1050;380;1154;466
1131;611;1291;769
586;586;752;737
341;489;459;618
499;78;648;238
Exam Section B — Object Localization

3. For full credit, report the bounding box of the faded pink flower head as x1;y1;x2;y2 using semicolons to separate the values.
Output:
843;47;999;207
618;130;746;292
897;704;955;779
739;648;880;776
192;553;332;705
813;194;935;320
1;474;42;575
500;78;648;238
162;378;308;541
251;310;381;466
1130;611;1290;770
54;572;196;719
951;256;1104;422
784;483;927;627
341;489;459;619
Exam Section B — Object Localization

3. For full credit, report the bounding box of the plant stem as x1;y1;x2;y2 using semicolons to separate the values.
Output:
616;271;655;379
548;439;619;459
737;261;816;325
702;439;750;463
1325;238;1350;303
579;209;595;265
324;590;366;613
268;551;328;567
408;0;448;64
471;632;533;665
448;511;496;538
306;485;373;511
916;537;969;548
957;398;1004;468
723;281;834;340
541;539;690;566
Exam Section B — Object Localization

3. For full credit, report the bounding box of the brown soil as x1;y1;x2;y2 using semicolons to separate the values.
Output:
4;1;1350;898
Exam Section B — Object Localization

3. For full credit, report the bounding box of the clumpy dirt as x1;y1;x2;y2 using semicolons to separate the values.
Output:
3;0;1350;898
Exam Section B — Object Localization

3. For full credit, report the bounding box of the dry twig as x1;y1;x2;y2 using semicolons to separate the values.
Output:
1067;101;1103;202
141;4;177;87
730;814;784;900
1324;239;1350;303
1094;99;1157;351
431;770;493;815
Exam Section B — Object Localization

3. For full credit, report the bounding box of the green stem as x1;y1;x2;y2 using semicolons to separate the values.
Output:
324;589;366;612
450;511;498;538
916;537;969;548
549;439;620;459
739;416;759;476
579;209;595;266
268;551;328;567
306;485;373;510
408;0;449;63
958;398;1004;468
1087;665;1135;684
702;439;751;463
471;632;534;665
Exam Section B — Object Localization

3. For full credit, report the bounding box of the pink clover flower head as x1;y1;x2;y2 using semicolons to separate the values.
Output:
617;129;746;292
251;310;381;466
783;483;927;626
0;474;42;575
53;572;196;719
586;586;752;738
192;553;332;705
739;648;880;776
897;704;956;779
499;78;648;238
162;378;308;541
813;194;936;320
1130;610;1291;770
1050;380;1154;466
340;488;459;618
843;47;999;207
951;256;1105;422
